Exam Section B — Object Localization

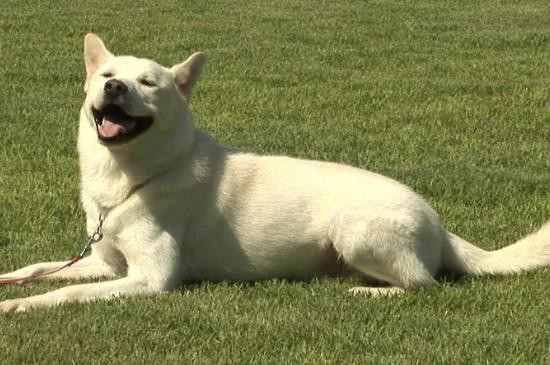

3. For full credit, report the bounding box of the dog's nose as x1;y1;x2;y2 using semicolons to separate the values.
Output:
104;79;128;97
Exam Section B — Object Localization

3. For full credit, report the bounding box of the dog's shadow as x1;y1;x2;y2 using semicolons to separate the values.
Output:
175;269;471;295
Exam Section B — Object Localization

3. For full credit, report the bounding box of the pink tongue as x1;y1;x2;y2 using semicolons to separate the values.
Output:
99;118;126;138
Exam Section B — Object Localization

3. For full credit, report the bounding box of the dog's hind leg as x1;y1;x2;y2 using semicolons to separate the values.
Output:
329;207;442;295
0;254;117;283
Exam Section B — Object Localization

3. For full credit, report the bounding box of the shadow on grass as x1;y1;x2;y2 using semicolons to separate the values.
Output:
174;269;510;296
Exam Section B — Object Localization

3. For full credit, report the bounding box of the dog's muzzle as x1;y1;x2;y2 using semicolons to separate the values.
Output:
91;79;154;146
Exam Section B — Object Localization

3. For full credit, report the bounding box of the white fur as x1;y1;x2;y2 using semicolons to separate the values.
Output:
1;34;549;312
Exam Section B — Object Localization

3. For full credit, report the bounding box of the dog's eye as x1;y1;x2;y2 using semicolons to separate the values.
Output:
100;72;114;78
139;79;157;87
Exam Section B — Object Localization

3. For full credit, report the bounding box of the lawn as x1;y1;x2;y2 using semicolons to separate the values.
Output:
1;0;549;363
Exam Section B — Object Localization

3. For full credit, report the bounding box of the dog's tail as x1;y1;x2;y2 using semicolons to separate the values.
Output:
442;220;550;276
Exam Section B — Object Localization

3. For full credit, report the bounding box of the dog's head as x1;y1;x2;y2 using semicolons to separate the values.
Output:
81;33;206;148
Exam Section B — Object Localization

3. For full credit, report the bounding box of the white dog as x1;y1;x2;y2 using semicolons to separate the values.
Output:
1;34;549;312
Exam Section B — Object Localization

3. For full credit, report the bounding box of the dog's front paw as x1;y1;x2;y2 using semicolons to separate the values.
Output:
0;298;33;313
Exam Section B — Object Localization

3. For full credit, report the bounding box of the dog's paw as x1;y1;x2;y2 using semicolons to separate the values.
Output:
0;298;33;313
348;286;404;297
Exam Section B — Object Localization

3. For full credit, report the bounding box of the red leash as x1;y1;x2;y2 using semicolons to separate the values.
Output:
0;256;83;285
0;213;105;286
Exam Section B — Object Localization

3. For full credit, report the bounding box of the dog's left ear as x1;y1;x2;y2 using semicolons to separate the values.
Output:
84;33;114;78
170;52;207;101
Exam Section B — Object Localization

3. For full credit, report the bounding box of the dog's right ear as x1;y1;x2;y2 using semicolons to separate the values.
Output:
84;33;114;78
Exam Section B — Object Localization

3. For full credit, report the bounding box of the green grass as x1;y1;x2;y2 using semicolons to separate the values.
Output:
1;0;549;363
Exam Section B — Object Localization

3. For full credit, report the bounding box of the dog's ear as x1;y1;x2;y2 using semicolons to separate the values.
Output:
84;33;114;78
170;52;207;101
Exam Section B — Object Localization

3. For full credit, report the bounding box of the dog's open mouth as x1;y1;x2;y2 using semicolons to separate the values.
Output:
92;104;153;145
